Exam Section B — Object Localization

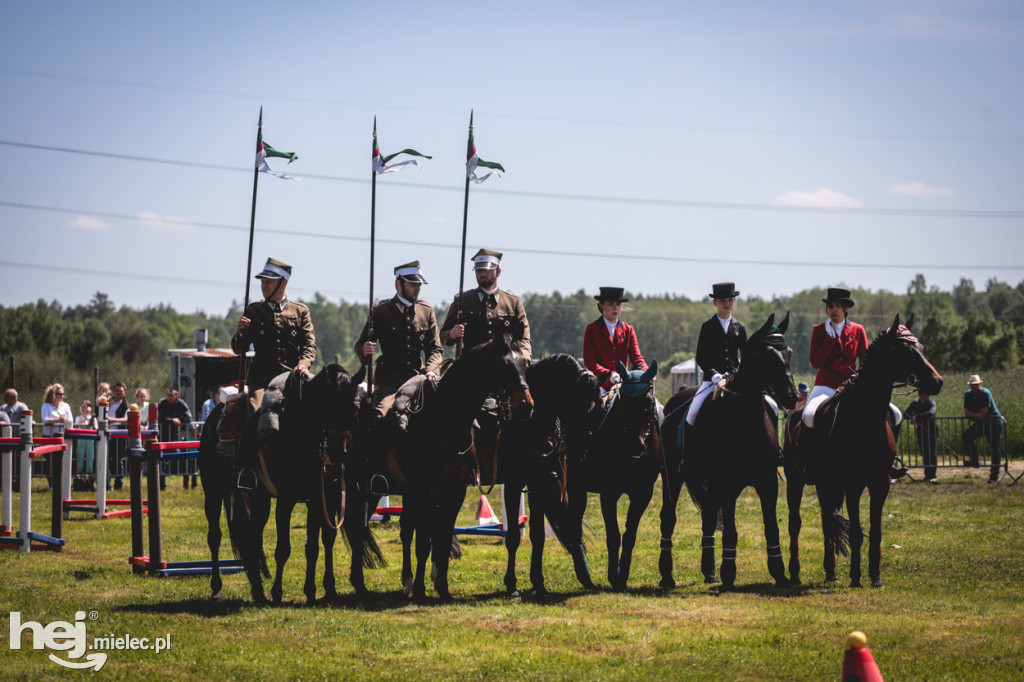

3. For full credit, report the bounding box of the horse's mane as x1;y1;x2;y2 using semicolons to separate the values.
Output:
834;326;901;397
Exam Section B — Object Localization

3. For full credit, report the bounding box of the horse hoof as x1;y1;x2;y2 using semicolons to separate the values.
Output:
508;590;521;602
704;575;720;585
210;590;223;601
850;580;862;588
871;579;885;588
402;578;414;597
825;575;838;584
774;577;791;588
659;577;676;590
251;592;268;606
789;576;801;586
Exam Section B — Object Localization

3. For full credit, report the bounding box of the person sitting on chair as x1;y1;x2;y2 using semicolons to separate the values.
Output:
583;286;647;394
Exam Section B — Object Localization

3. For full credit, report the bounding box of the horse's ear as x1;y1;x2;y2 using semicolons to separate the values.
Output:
778;311;790;334
905;313;915;331
889;313;901;334
640;359;658;383
758;313;776;335
616;361;629;377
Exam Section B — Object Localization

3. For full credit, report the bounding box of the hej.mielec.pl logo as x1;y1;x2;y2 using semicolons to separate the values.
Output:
8;610;172;671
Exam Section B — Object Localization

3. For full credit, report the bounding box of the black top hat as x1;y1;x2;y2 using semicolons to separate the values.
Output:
255;257;292;280
394;261;428;284
822;287;855;307
709;282;740;299
594;286;629;302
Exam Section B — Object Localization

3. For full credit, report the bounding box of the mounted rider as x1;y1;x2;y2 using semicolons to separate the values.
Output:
232;257;316;412
687;282;748;426
439;249;532;359
355;260;442;422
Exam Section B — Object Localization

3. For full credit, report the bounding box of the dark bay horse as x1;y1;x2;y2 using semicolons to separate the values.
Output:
197;400;235;600
659;313;799;590
225;364;366;604
476;353;601;598
569;360;661;591
783;314;943;587
348;333;533;602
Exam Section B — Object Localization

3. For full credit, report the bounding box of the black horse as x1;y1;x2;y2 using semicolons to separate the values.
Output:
783;314;943;587
569;360;661;591
197;400;236;600
225;364;365;604
475;353;602;598
659;313;799;590
346;333;533;602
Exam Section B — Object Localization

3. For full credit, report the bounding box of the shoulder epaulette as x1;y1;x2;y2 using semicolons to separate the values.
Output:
416;300;433;308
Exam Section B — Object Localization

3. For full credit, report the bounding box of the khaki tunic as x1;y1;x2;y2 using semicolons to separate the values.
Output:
231;298;317;399
439;288;532;360
355;296;443;409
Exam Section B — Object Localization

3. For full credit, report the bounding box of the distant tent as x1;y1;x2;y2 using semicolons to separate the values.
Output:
670;358;702;395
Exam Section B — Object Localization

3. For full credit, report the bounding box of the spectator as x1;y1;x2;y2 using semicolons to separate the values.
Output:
962;374;1004;483
75;399;98;485
107;382;129;428
201;385;220;423
96;382;111;406
158;388;194;490
796;382;810;408
135;388;151;426
906;391;938;484
2;388;29;434
42;383;73;436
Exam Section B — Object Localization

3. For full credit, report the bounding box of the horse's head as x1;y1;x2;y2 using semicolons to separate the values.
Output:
608;359;659;457
743;312;800;410
304;364;359;460
526;354;601;434
477;333;534;421
879;313;944;395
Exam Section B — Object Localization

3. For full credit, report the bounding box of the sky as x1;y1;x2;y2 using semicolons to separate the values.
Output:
2;1;1022;318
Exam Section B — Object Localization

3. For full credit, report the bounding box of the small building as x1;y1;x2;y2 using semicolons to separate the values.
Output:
167;330;242;419
670;358;702;395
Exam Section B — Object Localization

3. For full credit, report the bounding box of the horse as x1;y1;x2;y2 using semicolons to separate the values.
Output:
783;314;943;587
197;400;235;600
568;360;661;591
225;364;365;604
475;353;602;598
659;313;799;590
346;332;533;602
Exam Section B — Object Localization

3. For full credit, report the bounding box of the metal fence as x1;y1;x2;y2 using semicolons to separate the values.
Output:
895;416;1012;477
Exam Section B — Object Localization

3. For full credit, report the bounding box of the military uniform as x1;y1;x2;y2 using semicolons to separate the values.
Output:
232;298;316;396
356;264;443;416
439;289;532;360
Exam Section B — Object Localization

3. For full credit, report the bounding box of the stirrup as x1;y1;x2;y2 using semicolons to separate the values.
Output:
237;467;258;491
369;473;390;496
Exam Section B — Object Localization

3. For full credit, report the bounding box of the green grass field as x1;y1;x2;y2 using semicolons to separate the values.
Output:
2;466;1023;681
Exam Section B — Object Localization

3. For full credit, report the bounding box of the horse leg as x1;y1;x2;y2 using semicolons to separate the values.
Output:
303;501;321;604
271;498;293;604
527;488;548;596
759;475;789;587
847;487;865;588
784;463;805;585
617;484;654;591
205;486;224;600
700;505;719;584
868;482;890;588
600;492;623;589
321;512;338;602
400;498;416;595
818;489;838;583
431;485;467;603
560;470;595;590
658;457;685;589
346;492;378;599
503;482;524;597
720;498;738;590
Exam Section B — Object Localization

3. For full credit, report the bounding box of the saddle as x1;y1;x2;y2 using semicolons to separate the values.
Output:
216;393;246;458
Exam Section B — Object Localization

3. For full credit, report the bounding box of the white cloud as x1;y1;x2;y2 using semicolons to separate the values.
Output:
68;215;109;231
889;182;954;197
773;188;862;208
137;211;194;231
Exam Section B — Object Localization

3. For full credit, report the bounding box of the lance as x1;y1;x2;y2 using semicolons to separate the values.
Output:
239;106;263;388
365;117;379;399
455;110;474;358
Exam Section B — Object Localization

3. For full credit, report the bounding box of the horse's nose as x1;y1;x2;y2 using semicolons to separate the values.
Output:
511;388;534;421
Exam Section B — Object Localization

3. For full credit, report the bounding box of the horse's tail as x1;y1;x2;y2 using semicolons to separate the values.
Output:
449;533;463;561
341;513;387;569
822;502;851;558
683;476;724;532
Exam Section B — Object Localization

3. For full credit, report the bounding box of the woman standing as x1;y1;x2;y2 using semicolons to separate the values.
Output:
42;383;73;436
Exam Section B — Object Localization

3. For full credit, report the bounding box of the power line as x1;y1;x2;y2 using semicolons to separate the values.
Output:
3;140;1023;219
3;201;1023;272
3;68;1022;145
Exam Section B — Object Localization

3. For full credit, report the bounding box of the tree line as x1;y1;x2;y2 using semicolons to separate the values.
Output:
2;275;1022;387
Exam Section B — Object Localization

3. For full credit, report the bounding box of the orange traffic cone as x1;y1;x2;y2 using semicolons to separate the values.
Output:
842;631;884;682
475;495;500;526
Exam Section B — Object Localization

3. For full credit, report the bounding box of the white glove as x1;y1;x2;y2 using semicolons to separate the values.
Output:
610;371;621;385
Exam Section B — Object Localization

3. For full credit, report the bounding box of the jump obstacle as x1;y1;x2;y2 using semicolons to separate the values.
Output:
0;411;68;552
124;408;244;577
